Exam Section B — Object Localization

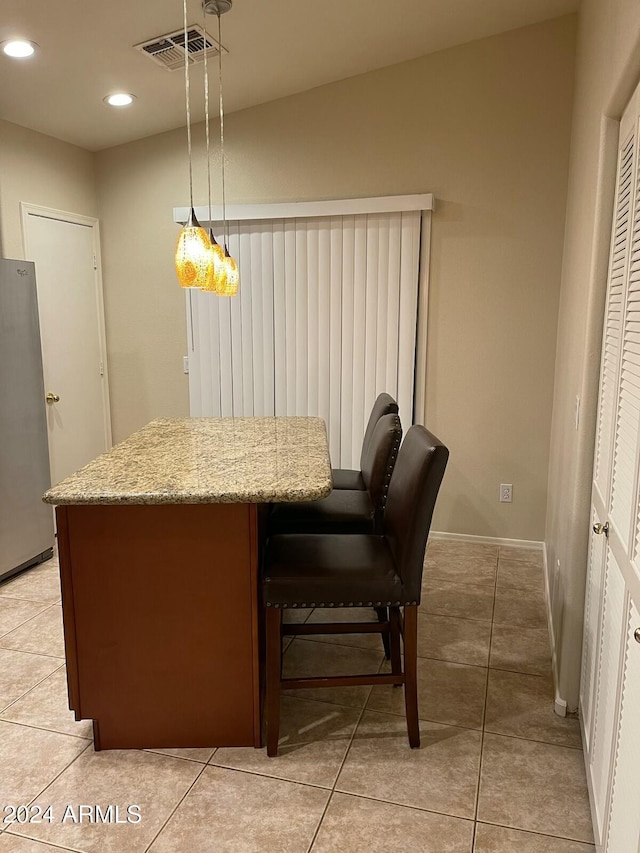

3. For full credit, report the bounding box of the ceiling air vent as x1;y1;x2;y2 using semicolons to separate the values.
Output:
134;25;226;72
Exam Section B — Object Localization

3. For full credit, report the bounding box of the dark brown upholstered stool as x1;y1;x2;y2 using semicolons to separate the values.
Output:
262;425;449;756
332;392;399;490
268;413;402;536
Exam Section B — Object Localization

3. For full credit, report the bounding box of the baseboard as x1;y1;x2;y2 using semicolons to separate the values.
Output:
429;530;544;550
541;543;569;717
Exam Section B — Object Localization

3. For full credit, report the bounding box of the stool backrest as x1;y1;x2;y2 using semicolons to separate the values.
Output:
361;413;403;519
360;393;399;471
384;425;449;602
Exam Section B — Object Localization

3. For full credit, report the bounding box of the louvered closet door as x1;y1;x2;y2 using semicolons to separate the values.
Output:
606;600;640;853
583;78;640;850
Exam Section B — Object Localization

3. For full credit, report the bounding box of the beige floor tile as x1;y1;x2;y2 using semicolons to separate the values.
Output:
496;560;545;593
477;734;593;843
301;607;387;652
2;667;93;739
148;765;329;853
421;579;494;622
423;553;497;587
0;720;88;807
493;588;546;629
283;639;384;708
311;792;474;853
17;749;203;853
145;747;215;763
213;696;359;787
283;608;313;624
0;600;50;639
0;607;65;659
489;624;551;677
474;823;595;852
484;670;582;748
336;710;482;818
367;657;487;730
0;566;61;604
0;836;77;852
418;613;491;666
498;546;543;567
0;650;62;713
427;540;498;561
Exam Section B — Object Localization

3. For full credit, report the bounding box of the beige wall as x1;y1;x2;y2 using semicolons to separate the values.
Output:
96;15;576;542
0;119;98;260
546;0;640;711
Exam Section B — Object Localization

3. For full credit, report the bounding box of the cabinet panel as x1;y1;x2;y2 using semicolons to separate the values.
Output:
590;551;626;836
606;600;640;853
581;508;607;752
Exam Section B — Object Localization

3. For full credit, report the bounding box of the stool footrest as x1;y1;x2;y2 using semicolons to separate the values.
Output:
282;673;404;690
282;621;387;637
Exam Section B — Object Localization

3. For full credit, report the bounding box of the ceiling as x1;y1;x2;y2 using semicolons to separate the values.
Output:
0;0;579;152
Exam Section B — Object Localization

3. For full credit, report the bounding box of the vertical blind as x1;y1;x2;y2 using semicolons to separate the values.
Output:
184;201;429;468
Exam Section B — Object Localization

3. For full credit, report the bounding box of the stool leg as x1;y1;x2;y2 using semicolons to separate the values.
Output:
375;606;391;659
389;606;402;680
265;607;283;757
403;605;420;748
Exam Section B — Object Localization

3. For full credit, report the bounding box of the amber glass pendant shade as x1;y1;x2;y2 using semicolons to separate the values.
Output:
200;230;227;293
175;209;214;289
220;248;239;296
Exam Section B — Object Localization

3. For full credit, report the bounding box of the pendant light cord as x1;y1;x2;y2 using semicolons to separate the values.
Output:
217;12;228;246
183;0;194;209
202;2;212;227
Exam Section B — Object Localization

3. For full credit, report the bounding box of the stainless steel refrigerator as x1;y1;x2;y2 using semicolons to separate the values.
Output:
0;258;54;582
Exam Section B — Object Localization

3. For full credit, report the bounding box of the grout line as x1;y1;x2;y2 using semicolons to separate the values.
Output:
475;819;595;846
10;741;95;852
4;829;78;852
142;762;209;853
0;661;66;718
305;793;333;853
0;718;93;742
0;600;54;640
306;670;375;852
325;787;477;824
480;729;584;751
487;664;551;679
471;550;498;848
203;761;334;793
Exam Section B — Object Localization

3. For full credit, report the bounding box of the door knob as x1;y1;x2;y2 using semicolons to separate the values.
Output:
46;393;60;404
634;628;640;644
593;521;609;536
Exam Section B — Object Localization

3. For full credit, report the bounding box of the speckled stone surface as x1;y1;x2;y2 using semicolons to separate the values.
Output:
43;417;332;505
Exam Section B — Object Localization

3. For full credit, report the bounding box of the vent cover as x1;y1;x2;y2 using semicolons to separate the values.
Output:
135;25;226;72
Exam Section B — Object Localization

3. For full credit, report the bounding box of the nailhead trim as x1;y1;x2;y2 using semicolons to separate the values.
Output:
379;416;402;513
266;599;412;608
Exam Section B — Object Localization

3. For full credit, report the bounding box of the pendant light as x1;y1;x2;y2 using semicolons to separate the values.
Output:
206;0;239;296
199;0;226;293
175;0;214;289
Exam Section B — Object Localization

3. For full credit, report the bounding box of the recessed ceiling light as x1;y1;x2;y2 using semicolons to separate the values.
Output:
2;40;37;58
104;93;136;107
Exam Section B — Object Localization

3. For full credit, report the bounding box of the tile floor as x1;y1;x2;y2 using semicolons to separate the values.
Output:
0;540;594;852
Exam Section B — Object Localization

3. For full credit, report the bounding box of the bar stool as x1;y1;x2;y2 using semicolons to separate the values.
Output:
262;425;449;756
332;392;399;490
268;413;402;536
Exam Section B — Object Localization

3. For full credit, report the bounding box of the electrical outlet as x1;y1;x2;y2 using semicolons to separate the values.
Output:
500;483;513;503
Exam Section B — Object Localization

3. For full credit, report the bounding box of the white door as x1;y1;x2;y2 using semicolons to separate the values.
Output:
22;209;111;487
583;79;640;850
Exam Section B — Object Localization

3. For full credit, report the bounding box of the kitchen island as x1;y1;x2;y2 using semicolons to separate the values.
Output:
43;417;332;750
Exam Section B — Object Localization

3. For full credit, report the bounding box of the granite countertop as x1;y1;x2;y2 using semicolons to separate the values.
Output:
43;417;333;505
